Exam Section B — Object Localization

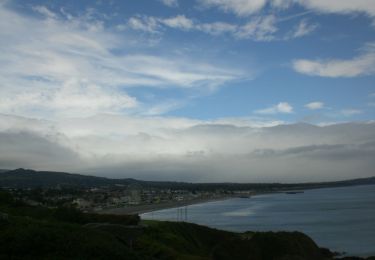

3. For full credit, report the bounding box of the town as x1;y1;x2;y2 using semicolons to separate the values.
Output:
3;185;254;213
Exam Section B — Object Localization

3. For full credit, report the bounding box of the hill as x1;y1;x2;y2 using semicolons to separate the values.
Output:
0;168;134;188
1;168;375;191
1;190;371;259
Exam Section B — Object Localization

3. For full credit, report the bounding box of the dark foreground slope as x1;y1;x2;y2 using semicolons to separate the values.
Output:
0;191;373;260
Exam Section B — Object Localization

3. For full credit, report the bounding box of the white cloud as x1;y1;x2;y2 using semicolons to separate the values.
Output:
341;109;362;116
0;79;138;117
209;117;285;128
127;16;160;33
299;1;375;29
198;0;267;16
197;22;237;35
296;0;375;17
142;100;186;116
0;5;243;118
235;15;278;41
288;19;318;38
32;5;58;19
255;102;293;114
196;0;375;30
305;102;324;110
126;15;195;33
126;13;320;41
198;0;375;18
159;0;179;7
192;0;375;44
292;43;375;77
160;15;194;30
271;0;295;9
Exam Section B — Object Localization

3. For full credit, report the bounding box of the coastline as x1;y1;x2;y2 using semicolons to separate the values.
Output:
99;196;235;215
99;190;283;215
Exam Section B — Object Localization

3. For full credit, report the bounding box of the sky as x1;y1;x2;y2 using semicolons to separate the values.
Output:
0;0;375;182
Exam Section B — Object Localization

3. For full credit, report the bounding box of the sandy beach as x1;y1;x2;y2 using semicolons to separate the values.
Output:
99;196;234;215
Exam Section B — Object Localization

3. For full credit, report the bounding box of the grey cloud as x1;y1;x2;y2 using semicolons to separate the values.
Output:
0;114;374;182
0;131;80;171
252;142;375;161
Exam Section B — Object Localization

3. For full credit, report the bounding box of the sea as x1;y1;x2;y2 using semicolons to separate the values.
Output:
141;184;375;257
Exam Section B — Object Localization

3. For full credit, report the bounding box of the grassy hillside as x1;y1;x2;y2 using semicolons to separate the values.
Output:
0;190;373;259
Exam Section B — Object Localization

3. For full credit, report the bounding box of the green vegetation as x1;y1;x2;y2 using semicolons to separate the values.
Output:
0;190;139;225
136;221;339;260
0;190;373;259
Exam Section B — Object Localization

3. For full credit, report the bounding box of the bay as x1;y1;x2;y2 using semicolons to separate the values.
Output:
141;184;375;257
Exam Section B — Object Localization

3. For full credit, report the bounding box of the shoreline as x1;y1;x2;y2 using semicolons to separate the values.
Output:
98;187;335;216
98;190;285;215
99;196;235;215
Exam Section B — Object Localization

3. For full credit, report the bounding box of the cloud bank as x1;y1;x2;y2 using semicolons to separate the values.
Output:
0;114;374;182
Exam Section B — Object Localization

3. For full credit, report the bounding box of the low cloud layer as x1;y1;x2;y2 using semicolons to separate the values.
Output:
0;113;374;182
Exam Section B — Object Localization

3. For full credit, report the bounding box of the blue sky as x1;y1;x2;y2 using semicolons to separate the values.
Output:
0;0;375;181
2;0;375;123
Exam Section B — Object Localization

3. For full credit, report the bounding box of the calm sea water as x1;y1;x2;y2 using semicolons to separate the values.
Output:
142;184;375;257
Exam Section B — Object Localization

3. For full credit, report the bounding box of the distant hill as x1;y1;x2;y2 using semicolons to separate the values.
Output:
1;168;375;190
0;168;136;188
